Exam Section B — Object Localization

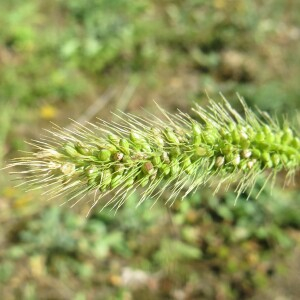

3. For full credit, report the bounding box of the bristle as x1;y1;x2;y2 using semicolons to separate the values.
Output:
6;98;300;213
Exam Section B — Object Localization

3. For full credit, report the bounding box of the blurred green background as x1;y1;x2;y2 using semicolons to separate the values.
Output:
1;0;300;299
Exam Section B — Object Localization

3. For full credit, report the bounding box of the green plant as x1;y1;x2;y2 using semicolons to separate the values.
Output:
8;97;300;213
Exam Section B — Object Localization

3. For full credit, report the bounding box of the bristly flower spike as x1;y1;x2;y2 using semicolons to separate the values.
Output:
7;97;300;214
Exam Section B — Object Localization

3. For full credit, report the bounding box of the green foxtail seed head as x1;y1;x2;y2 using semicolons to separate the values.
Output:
7;96;300;214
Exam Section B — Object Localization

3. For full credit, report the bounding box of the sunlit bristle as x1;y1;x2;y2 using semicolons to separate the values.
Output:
6;97;300;214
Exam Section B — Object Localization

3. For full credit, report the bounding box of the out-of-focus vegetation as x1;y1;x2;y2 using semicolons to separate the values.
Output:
1;0;299;299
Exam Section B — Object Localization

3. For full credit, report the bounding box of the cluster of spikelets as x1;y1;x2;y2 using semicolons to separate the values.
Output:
9;97;300;213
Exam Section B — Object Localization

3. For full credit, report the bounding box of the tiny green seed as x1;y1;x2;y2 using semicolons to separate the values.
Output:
262;152;271;162
255;131;265;143
75;142;90;155
130;131;144;144
122;155;133;164
170;160;180;176
114;163;125;175
106;144;117;152
231;129;240;144
222;144;233;155
219;128;227;137
119;138;130;155
161;152;170;163
151;127;161;135
174;129;186;142
185;164;193;174
98;149;111;161
240;139;250;150
152;155;161;166
98;142;116;151
64;143;79;157
110;174;123;189
291;137;300;148
246;126;255;138
170;147;181;158
192;122;201;136
228;123;236;131
86;165;98;175
227;154;240;166
223;133;232;143
86;166;99;183
193;135;202;146
108;134;120;144
155;136;165;148
140;176;149;187
251;149;261;159
141;143;152;152
265;133;275;143
274;132;283;144
195;147;207;156
281;128;293;144
247;159;257;169
242;149;252;159
239;161;248;171
215;156;225;168
61;163;76;176
101;169;112;186
150;169;158;181
271;154;281;166
161;164;171;175
263;125;272;135
233;155;241;166
151;128;164;147
125;177;135;187
239;130;248;140
262;152;273;168
203;130;217;145
182;156;192;171
280;154;288;164
165;127;180;144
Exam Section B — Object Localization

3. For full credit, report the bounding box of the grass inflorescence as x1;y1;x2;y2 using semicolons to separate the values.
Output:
8;97;300;213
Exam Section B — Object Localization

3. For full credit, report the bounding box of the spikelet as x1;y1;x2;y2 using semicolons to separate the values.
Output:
7;97;300;213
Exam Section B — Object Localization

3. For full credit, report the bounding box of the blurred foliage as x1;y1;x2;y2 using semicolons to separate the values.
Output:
1;178;299;299
1;0;300;299
1;0;300;110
